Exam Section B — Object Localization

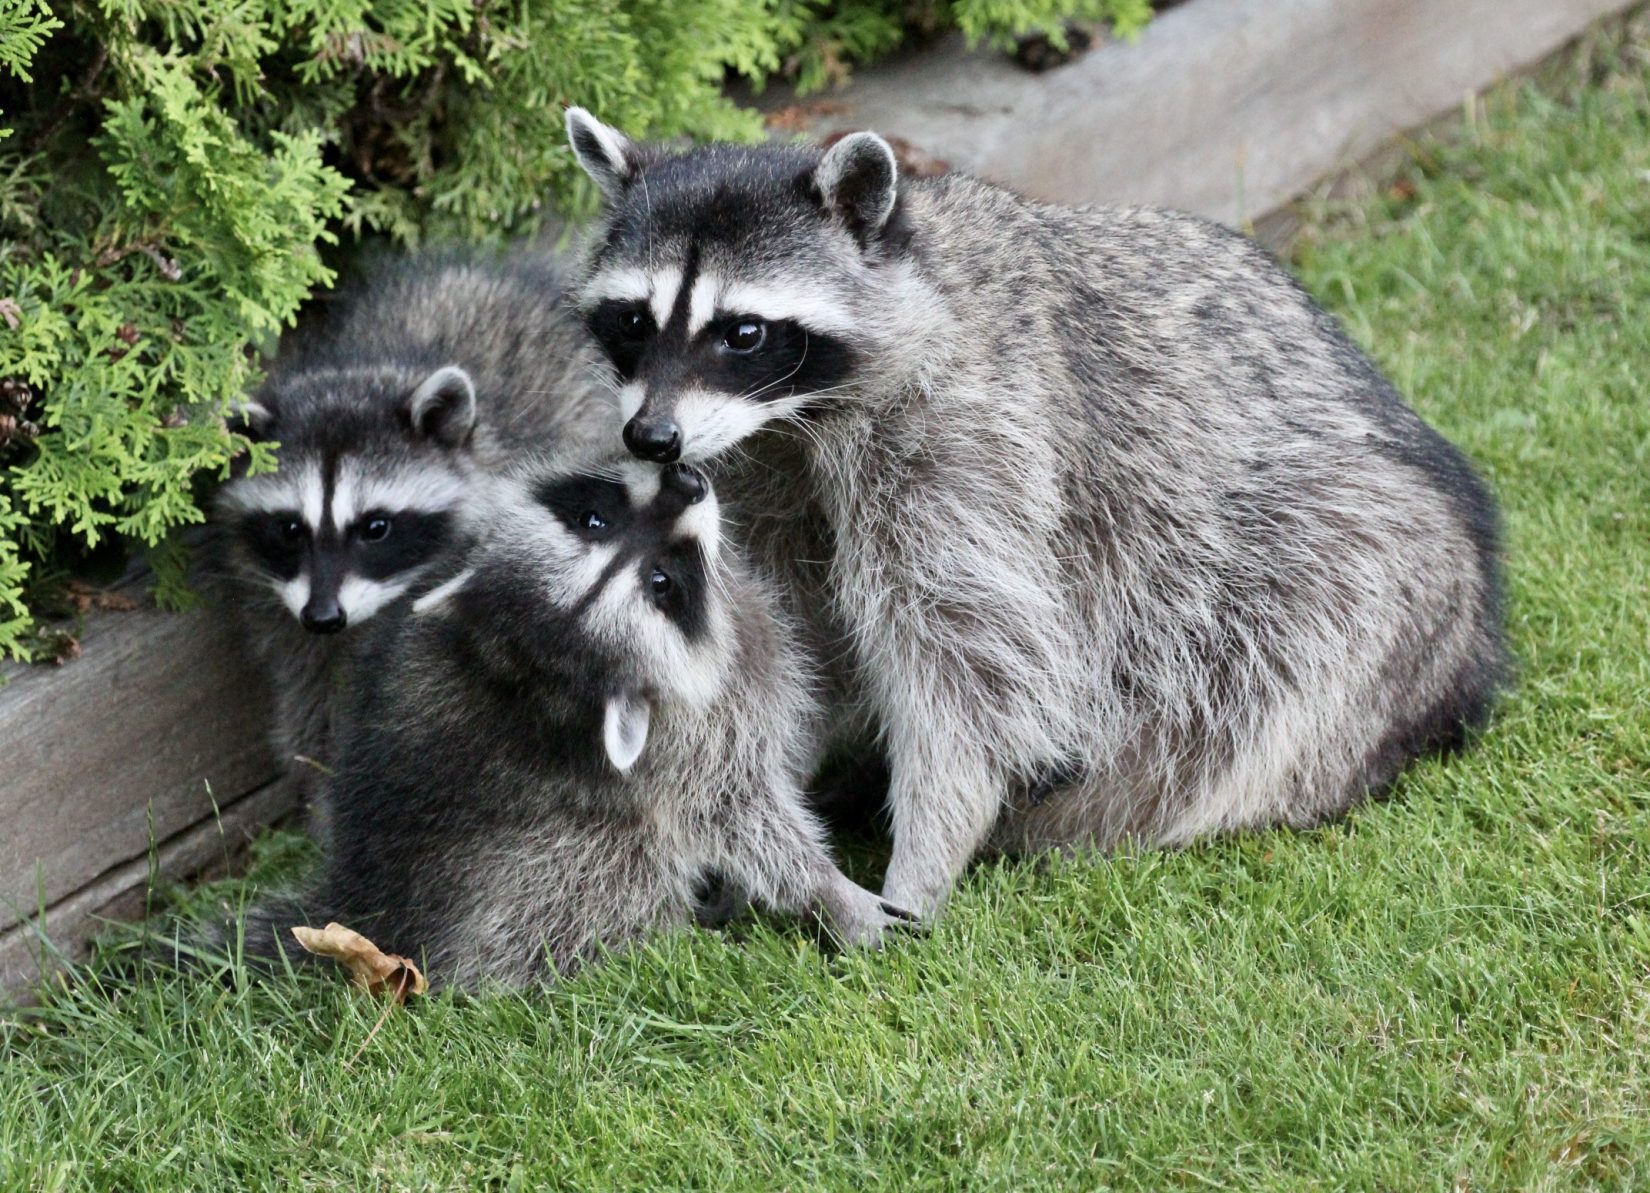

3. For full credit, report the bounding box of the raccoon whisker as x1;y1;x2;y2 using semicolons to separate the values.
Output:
580;369;622;407
761;386;856;451
772;381;864;416
766;416;818;457
734;333;813;406
587;457;634;484
777;410;839;459
638;167;658;284
186;561;246;584
718;439;761;476
706;555;737;611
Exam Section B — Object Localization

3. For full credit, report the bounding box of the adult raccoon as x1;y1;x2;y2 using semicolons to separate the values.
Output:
562;110;1508;917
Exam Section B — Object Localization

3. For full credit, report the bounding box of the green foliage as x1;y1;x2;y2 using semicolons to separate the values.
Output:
0;0;1145;662
779;0;1151;94
0;0;58;86
951;0;1151;46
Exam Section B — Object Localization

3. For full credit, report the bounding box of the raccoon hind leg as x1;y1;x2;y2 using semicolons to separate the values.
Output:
1340;636;1506;815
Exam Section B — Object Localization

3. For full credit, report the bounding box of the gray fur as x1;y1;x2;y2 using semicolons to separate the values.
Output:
241;459;910;988
214;249;612;827
566;118;1508;917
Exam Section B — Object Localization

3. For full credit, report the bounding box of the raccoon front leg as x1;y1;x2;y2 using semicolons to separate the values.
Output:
709;782;917;947
264;629;342;841
271;657;333;775
879;740;1002;919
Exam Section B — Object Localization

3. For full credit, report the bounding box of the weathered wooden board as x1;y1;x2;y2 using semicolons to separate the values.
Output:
3;0;1638;997
0;588;282;969
0;777;290;994
779;0;1640;237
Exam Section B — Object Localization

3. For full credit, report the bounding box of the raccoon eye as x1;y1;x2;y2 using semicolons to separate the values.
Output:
361;516;392;543
649;569;673;597
722;319;767;354
722;320;765;353
279;518;305;543
580;510;606;532
620;307;652;342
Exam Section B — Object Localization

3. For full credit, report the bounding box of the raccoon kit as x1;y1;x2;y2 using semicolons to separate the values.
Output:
240;459;913;988
564;109;1509;918
215;250;608;811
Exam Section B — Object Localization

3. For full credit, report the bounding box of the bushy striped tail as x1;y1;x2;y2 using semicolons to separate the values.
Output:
141;889;333;982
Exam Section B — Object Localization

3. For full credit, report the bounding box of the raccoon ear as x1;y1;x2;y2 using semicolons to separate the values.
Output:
227;398;274;441
602;691;652;773
406;365;477;448
815;131;899;241
566;107;639;200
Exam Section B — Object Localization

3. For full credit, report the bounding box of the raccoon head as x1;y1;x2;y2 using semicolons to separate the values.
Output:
565;107;917;465
219;363;481;634
421;460;728;773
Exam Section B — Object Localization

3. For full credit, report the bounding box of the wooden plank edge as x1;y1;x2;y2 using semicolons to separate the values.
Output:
1248;1;1647;247
1;777;297;1002
0;560;280;934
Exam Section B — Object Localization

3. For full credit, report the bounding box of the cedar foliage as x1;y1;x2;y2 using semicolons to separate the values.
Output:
0;0;1148;660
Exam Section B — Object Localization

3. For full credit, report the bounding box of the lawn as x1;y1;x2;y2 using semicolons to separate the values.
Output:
5;21;1650;1193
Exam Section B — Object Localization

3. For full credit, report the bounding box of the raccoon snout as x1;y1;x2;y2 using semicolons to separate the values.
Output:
623;414;682;463
659;463;707;506
300;597;347;635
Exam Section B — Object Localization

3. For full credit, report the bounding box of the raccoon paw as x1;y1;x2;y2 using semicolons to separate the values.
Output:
878;871;952;923
821;877;923;949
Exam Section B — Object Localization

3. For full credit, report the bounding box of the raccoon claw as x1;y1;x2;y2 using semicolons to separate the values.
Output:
823;882;920;949
879;900;922;926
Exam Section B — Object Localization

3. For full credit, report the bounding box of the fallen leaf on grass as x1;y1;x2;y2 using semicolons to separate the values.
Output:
291;922;427;1002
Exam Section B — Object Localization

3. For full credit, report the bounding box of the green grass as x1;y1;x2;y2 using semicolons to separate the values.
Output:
7;23;1650;1193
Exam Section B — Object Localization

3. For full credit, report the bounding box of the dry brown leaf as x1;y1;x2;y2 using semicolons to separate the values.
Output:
291;922;427;1002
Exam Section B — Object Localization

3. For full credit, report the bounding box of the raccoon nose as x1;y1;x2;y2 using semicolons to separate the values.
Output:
623;415;682;463
660;463;707;505
300;600;347;635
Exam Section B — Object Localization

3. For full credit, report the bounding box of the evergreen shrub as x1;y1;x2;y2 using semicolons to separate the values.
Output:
0;0;1148;660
